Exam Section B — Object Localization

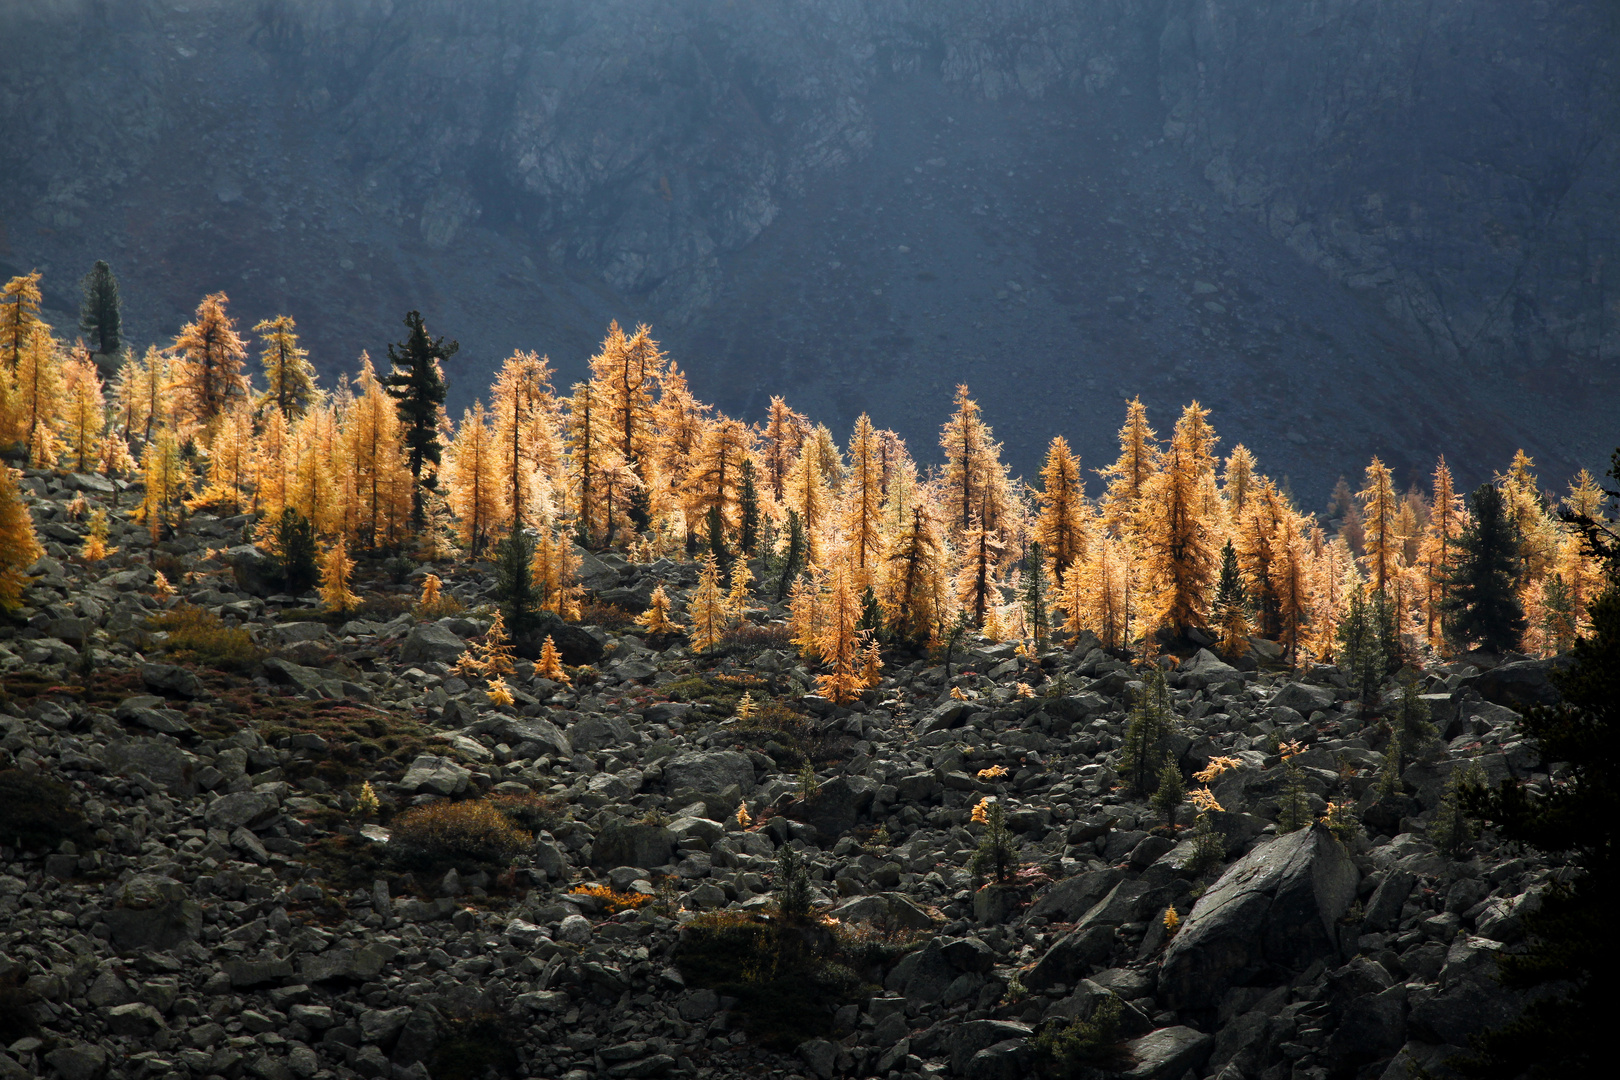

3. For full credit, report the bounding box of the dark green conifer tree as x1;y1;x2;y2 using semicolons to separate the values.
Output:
1119;667;1174;796
738;459;761;558
1443;484;1526;653
492;528;539;635
1023;540;1048;647
1337;582;1388;713
385;311;456;529
776;509;805;600
78;259;121;357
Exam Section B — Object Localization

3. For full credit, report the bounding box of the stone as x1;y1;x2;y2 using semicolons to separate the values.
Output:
948;1020;1032;1075
400;623;467;665
105;874;201;953
1158;825;1359;1010
831;891;938;932
940;936;996;974
205;790;280;831
263;657;328;692
591;822;674;869
224;958;294;988
662;750;754;797
1408;935;1523;1046
230;546;283;598
266;621;330;645
400;754;471;796
483;716;573;758
513;616;604;666
964;1039;1034;1080
104;1001;166;1037
1121;1026;1215;1080
915;700;982;737
101;737;197;796
140;662;203;698
1326;984;1407;1067
44;1045;107;1080
1179;648;1241;689
798;1038;838;1079
787;774;875;841
1461;657;1568;710
1025;924;1116;990
1269;681;1336;715
567;714;635;752
1362;869;1416;931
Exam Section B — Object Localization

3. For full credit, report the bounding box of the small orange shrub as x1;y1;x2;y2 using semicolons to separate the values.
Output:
387;798;531;872
570;883;653;914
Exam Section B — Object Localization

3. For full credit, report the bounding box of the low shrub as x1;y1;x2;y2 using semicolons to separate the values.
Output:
1033;995;1133;1077
569;883;653;915
577;600;636;629
387;799;532;874
0;769;91;852
716;621;795;654
488;791;567;834
148;604;259;670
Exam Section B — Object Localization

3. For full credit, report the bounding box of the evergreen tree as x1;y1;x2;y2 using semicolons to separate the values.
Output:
704;503;728;565
1337;582;1388;713
253;314;318;419
1119;667;1174;796
1443;484;1527;653
687;554;728;653
1151;762;1185;829
272;508;320;594
776;509;806;601
1024;540;1049;647
491;528;539;635
1210;539;1250;659
78;260;121;357
385;310;456;528
887;504;944;645
737;458;761;557
939;384;1009;542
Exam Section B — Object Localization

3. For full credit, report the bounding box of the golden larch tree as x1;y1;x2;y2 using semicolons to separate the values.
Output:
1137;402;1221;635
786;429;832;565
254;315;318;419
589;321;665;495
530;527;580;619
444;402;504;556
319;538;360;614
844;414;886;582
940;384;1010;540
1034;436;1088;578
1098;397;1162;536
0;465;44;609
1358;456;1402;595
815;560;866;705
687;553;728;652
195;401;254;511
886;503;945;645
1222;444;1257;521
16;325;63;467
490;351;561;529
0;272;44;373
1417;457;1465;646
345;354;413;550
649;363;709;524
761;396;809;502
256;406;291;521
684;417;753;546
290;404;343;534
60;351;106;473
564;380;603;541
138;428;187;541
117;345;171;445
172;292;249;439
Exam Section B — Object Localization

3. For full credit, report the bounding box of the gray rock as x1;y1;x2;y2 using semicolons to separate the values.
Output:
224;958;294;988
964;1039;1034;1080
1326;984;1408;1066
788;774;875;841
1179;648;1241;688
662;750;754;796
104;874;201;953
591;822;674;869
1159;825;1359;1010
949;1020;1032;1074
832;892;938;932
205;789;280;831
140;662;202;698
484;716;573;758
567;714;634;751
1025;924;1116;990
1461;657;1569;710
105;1001;166;1037
266;621;331;645
400;622;467;665
263;657;327;692
915;700;982;736
101;737;198;796
1269;681;1336;715
1122;1026;1215;1080
798;1038;839;1079
1363;869;1416;931
44;1045;107;1080
400;754;471;796
230;545;282;598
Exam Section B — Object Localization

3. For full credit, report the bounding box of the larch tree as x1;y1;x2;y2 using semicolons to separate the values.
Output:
1223;444;1258;522
956;508;1002;626
1137;402;1220;636
1359;456;1402;595
16;325;63;467
196;401;254;511
78;260;122;358
686;554;728;652
384;310;456;528
256;406;291;521
0;465;44;610
1211;539;1252;659
684;417;752;551
0;271;44;372
1098;397;1162;536
1236;477;1287;638
290;404;342;535
530;527;580;619
139;428;187;541
1418;457;1465;646
761;396;809;502
595;449;644;548
172;292;250;440
117;345;170;446
815;561;867;706
589;321;665;521
319;538;360;614
444;402;504;556
347;354;413;550
940;384;1009;541
1272;508;1313;664
565;380;602;543
61;349;106;473
786;428;832;565
844;414;886;583
887;503;945;645
254;315;318;419
649;364;709;525
489;351;561;530
1034;436;1087;579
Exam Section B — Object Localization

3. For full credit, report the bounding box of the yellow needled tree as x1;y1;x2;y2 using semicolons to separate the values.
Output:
565;380;604;543
256;406;291;521
530;527;580;619
1064;536;1130;650
788;565;826;661
60;350;105;473
684;417;752;552
1417;457;1464;647
1236;477;1287;639
955;510;1002;627
138;428;187;541
1137;402;1221;637
444;402;504;556
16;325;63;467
589;321;665;501
1272;509;1312;665
815;560;866;705
172;292;249;441
194;401;254;511
1359;456;1402;596
687;553;727;652
1222;444;1258;522
319;538;360;615
785;429;832;565
0;465;43;609
886;503;945;645
940;384;1010;542
0;272;44;373
1034;436;1088;579
637;583;683;636
345;354;413;551
1098;397;1162;536
116;345;170;446
761;396;809;503
253;315;318;419
490;351;562;530
290;404;342;536
844;414;885;585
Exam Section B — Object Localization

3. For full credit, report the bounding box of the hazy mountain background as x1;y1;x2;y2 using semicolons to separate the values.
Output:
2;0;1617;502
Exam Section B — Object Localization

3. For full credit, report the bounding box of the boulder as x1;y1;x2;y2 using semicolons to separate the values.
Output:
1461;656;1569;710
1269;682;1336;715
1025;924;1116;990
914;700;982;737
140;662;202;698
105;874;201;953
262;657;327;692
513;615;604;666
662;750;754;797
230;545;282;598
400;623;467;665
399;754;471;796
567;714;635;752
787;774;876;842
1122;1026;1215;1080
949;1021;1032;1075
204;790;280;831
591;822;674;869
1179;649;1241;689
1408;935;1523;1046
832;892;938;932
1158;825;1358;1010
1029;869;1124;923
100;737;197;796
482;716;572;758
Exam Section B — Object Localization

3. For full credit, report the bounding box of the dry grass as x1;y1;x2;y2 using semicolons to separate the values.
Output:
148;604;260;670
386;798;532;873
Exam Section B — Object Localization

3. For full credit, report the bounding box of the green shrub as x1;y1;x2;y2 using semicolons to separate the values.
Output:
0;769;91;852
1034;995;1133;1076
387;799;532;874
148;604;259;670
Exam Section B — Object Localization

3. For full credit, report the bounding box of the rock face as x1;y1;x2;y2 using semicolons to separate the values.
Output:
104;874;201;953
1159;825;1358;1011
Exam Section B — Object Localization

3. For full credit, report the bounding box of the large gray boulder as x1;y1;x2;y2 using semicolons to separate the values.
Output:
480;716;572;758
662;750;754;797
591;822;674;869
100;737;198;796
1462;657;1569;710
104;874;201;953
400;622;467;665
787;774;876;842
204;790;280;831
1122;1026;1215;1080
1178;648;1241;689
399;754;471;796
1159;825;1358;1010
1269;681;1336;715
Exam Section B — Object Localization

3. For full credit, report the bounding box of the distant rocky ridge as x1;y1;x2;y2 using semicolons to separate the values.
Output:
0;468;1563;1080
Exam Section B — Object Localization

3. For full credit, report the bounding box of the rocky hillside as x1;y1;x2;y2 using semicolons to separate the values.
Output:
0;470;1565;1080
1;1;1615;492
